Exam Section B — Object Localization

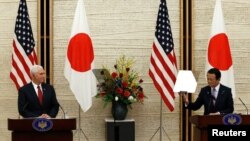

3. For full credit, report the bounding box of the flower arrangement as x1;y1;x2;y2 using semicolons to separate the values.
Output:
95;55;146;109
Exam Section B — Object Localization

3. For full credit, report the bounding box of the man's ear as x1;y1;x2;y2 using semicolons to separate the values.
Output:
30;73;35;79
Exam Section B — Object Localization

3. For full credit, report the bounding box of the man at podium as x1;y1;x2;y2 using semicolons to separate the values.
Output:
182;68;234;115
18;65;59;118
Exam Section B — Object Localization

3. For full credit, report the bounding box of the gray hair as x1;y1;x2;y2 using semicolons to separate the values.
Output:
30;65;43;75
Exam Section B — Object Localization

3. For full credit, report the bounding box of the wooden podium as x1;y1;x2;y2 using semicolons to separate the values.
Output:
190;115;250;141
8;118;76;141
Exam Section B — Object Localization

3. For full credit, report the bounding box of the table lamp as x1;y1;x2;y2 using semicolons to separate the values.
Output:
173;70;197;94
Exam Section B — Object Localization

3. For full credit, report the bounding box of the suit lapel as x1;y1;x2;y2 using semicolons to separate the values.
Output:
215;85;225;106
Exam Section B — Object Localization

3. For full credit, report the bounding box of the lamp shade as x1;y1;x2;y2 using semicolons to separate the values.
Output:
173;70;197;93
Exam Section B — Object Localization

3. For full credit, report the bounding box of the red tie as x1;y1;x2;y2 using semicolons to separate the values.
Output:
37;85;43;104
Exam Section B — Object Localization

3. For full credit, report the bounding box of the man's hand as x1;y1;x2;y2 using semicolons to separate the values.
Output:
179;92;189;105
209;112;220;115
39;114;51;118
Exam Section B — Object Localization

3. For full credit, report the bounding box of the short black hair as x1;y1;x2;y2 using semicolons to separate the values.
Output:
207;68;221;80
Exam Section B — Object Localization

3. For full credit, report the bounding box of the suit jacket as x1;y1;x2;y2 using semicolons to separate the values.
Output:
186;84;234;115
18;82;59;118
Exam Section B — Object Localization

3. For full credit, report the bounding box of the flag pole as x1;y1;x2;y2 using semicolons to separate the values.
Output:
149;98;171;141
74;105;89;141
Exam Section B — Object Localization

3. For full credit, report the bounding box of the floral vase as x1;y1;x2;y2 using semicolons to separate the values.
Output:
111;101;128;120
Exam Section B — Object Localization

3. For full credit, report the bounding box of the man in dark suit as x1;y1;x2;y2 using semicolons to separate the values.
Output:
18;65;59;118
182;68;234;115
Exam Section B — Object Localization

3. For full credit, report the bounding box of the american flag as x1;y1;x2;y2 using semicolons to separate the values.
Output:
10;0;37;90
149;0;177;111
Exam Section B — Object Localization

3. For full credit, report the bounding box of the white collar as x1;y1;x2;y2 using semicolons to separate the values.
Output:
212;84;220;92
32;82;41;89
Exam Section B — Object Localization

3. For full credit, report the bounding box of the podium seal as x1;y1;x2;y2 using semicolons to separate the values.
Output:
222;113;242;125
32;118;53;132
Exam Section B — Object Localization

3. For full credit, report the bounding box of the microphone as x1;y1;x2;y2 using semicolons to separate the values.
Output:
59;104;66;119
239;97;248;115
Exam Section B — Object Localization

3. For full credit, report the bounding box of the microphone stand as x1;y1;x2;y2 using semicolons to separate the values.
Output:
59;104;66;119
149;98;171;141
239;97;248;115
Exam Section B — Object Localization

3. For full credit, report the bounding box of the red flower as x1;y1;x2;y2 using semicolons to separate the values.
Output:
124;90;131;97
138;92;144;99
111;72;118;78
122;81;128;88
116;88;123;94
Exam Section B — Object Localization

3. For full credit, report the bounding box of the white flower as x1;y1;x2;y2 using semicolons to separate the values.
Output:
115;96;119;101
128;96;134;101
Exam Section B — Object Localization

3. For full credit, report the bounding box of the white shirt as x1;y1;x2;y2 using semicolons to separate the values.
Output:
211;84;220;99
32;82;43;97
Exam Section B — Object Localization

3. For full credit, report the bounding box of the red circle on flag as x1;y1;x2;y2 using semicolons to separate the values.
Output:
67;33;94;72
208;33;232;70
